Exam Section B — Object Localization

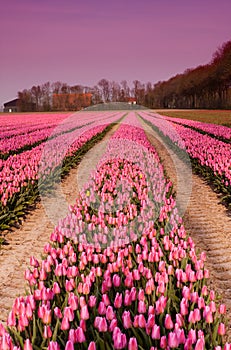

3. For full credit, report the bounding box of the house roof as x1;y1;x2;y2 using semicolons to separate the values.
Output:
126;97;137;102
4;98;20;107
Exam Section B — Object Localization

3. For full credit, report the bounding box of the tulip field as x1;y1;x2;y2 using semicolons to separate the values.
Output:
0;111;122;230
0;110;231;349
139;112;231;208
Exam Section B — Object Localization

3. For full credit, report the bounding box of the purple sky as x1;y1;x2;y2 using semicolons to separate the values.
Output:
1;0;231;108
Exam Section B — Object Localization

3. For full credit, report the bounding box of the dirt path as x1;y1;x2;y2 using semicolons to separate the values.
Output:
0;125;118;325
141;119;231;338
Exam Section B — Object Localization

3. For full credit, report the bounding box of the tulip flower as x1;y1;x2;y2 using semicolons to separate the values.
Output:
128;337;138;350
24;339;33;350
164;314;174;329
88;342;96;350
65;340;74;350
218;323;226;336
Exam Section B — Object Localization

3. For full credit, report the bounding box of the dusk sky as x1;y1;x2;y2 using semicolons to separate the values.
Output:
1;0;231;108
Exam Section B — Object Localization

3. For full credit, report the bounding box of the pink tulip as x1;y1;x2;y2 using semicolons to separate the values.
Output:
124;291;132;306
138;300;146;314
138;314;146;328
88;342;96;350
7;311;16;327
113;274;121;287
113;329;127;349
68;293;78;310
42;308;52;324
68;329;76;343
218;323;226;335
147;314;155;329
30;256;39;267
47;341;60;350
168;332;179;348
80;305;89;320
219;304;226;314
188;329;197;344
151;324;160;340
114;293;122;308
61;316;70;331
160;335;167;349
24;339;33;350
102;294;110;306
106;306;115;321
98;317;108;332
128;337;138;350
124;273;133;288
75;327;86;343
224;344;231;350
198;297;205;309
138;289;145;301
98;302;106;315
52;282;61;294
180;298;188;316
122;311;132;329
204;311;213;324
43;325;52;339
88;295;97;308
64;307;74;322
164;314;174;329
109;318;118;332
195;338;205;350
54;307;62;319
39;268;47;281
65;340;74;350
176;329;185;344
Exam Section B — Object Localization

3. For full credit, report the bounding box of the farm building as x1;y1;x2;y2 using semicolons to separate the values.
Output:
3;98;20;112
126;97;137;105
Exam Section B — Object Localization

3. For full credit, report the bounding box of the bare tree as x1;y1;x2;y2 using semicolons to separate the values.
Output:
41;81;51;111
133;80;145;105
120;80;130;101
91;85;103;105
18;89;35;112
110;81;121;102
51;81;63;94
98;78;110;102
31;85;42;111
70;85;84;93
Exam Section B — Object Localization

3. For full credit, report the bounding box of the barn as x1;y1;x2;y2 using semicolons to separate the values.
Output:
3;98;20;112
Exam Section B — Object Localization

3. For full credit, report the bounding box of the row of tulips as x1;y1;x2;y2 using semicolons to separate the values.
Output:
151;113;231;142
0;112;230;349
0;113;123;231
0;126;66;156
140;112;231;207
0;112;117;137
0;112;121;207
0;114;70;137
0;112;118;157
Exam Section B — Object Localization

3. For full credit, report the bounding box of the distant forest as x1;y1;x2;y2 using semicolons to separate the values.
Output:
18;40;231;111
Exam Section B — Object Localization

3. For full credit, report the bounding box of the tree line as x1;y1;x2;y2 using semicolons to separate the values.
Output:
17;40;231;111
150;40;231;109
17;79;147;112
